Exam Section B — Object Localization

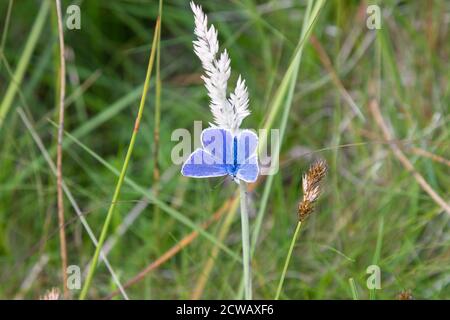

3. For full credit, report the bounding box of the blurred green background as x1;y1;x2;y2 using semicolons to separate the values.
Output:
0;0;449;299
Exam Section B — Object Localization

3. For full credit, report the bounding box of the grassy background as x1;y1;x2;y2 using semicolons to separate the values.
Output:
0;0;449;299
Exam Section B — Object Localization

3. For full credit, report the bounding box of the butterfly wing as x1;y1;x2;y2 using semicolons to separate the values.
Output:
181;148;228;178
236;129;258;164
236;155;259;183
201;127;234;165
234;129;259;182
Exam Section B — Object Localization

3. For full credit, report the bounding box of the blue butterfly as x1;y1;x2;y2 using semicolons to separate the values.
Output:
181;127;259;183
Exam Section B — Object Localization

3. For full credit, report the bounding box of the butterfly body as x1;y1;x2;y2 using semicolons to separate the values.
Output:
181;128;259;183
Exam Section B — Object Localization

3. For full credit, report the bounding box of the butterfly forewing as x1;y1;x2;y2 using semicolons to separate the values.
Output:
201;128;234;165
236;130;258;165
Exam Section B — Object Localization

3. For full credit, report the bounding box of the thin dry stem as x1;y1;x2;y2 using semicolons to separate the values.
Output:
153;0;163;224
368;98;450;215
407;146;450;168
310;36;365;121
55;0;68;299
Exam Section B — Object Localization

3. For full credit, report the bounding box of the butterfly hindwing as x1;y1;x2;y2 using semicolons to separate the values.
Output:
235;130;259;182
236;155;259;183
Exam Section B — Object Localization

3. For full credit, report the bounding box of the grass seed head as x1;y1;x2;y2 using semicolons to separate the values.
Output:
298;159;328;221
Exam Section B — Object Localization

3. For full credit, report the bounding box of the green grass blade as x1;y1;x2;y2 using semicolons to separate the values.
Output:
0;0;50;129
79;18;161;300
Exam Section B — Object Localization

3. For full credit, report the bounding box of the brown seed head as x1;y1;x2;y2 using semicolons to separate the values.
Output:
298;159;328;221
298;200;313;221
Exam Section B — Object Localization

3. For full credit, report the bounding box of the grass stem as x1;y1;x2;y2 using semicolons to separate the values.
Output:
239;181;252;300
349;278;359;300
275;221;302;300
55;0;68;299
152;0;163;226
0;0;14;56
79;18;160;300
